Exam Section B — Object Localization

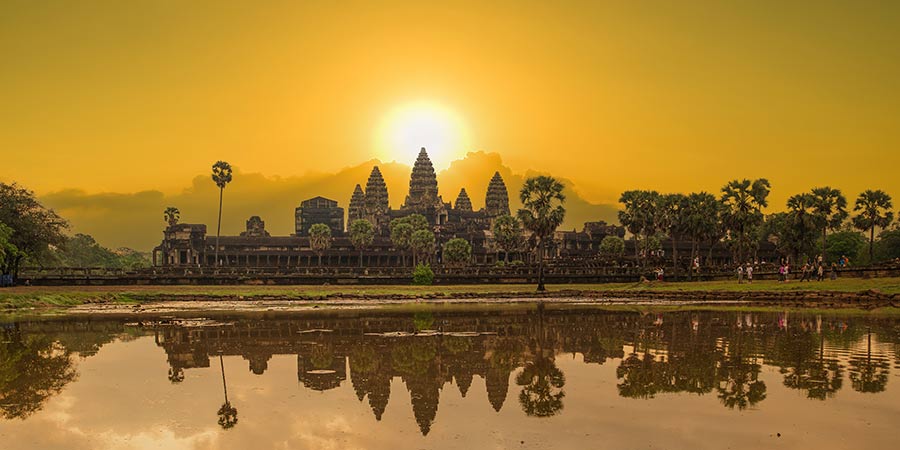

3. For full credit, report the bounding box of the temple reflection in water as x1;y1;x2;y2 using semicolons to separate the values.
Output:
2;308;899;436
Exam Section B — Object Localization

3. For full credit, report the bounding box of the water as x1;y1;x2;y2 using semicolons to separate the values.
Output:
1;307;898;449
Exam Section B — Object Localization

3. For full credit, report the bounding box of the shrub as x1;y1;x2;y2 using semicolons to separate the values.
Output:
442;238;472;266
412;263;434;285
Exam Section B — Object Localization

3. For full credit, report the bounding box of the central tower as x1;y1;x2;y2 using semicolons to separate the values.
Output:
401;147;447;225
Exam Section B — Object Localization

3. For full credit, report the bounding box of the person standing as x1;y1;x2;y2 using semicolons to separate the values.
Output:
737;265;745;284
817;263;825;281
746;263;753;283
830;263;838;280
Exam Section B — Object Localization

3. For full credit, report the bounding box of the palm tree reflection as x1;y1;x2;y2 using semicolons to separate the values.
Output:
517;303;565;417
217;354;238;429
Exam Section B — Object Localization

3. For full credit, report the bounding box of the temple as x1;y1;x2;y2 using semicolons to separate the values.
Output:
153;147;625;268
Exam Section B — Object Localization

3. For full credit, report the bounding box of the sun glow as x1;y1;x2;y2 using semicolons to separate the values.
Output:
376;101;470;169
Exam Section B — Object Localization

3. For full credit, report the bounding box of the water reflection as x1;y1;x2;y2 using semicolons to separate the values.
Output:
1;308;899;438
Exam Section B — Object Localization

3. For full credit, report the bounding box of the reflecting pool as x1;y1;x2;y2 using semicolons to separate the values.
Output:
1;307;899;449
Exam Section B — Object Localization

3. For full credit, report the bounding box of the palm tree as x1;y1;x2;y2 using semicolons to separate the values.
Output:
492;214;524;263
349;219;375;267
308;223;332;266
217;355;238;429
658;193;687;279
211;161;233;266
852;190;893;262
786;193;821;262
618;190;660;265
720;179;770;265
682;192;719;280
811;187;848;260
518;176;566;291
163;206;180;227
410;229;435;266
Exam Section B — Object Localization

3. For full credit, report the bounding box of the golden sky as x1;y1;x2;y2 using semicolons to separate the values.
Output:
2;1;899;249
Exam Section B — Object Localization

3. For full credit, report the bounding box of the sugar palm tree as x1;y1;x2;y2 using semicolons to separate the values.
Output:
852;190;893;262
811;187;848;260
618;190;660;265
349;219;375;267
211;161;233;266
163;206;180;227
658;193;687;279
682;192;719;280
518;176;566;292
786;193;821;262
217;355;238;429
492;214;524;263
720;179;770;265
308;223;332;266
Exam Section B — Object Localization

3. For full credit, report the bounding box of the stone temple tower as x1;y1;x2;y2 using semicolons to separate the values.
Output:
348;184;366;223
454;188;473;211
363;166;390;231
403;148;441;210
484;171;511;217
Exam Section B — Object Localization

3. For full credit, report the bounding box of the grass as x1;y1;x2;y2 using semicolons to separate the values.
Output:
0;276;898;310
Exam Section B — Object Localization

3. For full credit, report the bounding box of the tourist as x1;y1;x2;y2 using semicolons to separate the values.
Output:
830;263;838;280
737;265;745;284
777;264;784;282
817;263;825;282
746;263;753;283
800;263;811;282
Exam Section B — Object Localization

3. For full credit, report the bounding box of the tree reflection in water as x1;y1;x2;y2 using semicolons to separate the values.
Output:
1;310;897;434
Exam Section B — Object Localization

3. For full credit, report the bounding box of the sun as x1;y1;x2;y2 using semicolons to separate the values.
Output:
376;101;469;169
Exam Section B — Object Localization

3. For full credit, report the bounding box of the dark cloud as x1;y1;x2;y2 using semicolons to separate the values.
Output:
38;153;618;250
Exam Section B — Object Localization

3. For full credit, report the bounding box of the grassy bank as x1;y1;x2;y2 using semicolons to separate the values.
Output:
1;276;899;309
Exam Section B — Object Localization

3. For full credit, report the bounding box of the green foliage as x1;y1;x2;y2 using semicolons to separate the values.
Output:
412;263;434;285
875;229;900;261
163;207;180;227
308;223;332;264
518;176;567;241
492;214;524;259
48;234;150;269
720;179;770;263
349;219;375;251
413;311;435;330
211;161;233;189
824;231;864;264
410;229;435;263
0;182;69;272
442;238;472;266
0;223;22;274
852;190;894;261
390;222;413;252
599;235;625;257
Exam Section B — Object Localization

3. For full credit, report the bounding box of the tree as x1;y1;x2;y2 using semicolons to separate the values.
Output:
682;192;720;280
874;229;900;261
390;214;429;267
824;231;864;264
657;193;688;279
217;355;238;429
410;229;435;266
163;207;180;227
811;187;848;260
518;176;566;292
211;161;233;266
618;190;660;265
492;214;524;262
349;219;375;267
720;179;770;265
0;182;68;278
308;223;332;266
442;238;472;266
599;235;625;257
390;222;414;267
784;193;822;262
0;223;22;276
852;190;893;262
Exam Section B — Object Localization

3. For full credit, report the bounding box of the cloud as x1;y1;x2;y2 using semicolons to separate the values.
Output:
38;153;619;251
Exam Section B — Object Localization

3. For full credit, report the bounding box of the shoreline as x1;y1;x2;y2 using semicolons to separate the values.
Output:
2;278;900;314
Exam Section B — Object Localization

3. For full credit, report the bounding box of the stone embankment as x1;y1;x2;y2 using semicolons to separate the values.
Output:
114;288;900;309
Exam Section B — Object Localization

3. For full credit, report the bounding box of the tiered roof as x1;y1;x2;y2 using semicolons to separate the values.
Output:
484;171;510;217
454;188;473;211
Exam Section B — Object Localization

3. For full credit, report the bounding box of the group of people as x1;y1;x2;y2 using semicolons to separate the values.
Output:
741;254;849;283
736;263;754;283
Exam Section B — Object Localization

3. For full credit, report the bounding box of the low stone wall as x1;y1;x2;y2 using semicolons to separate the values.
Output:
14;264;900;286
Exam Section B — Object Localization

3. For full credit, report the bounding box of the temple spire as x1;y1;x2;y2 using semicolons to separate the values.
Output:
454;188;473;211
403;147;439;209
485;171;510;217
